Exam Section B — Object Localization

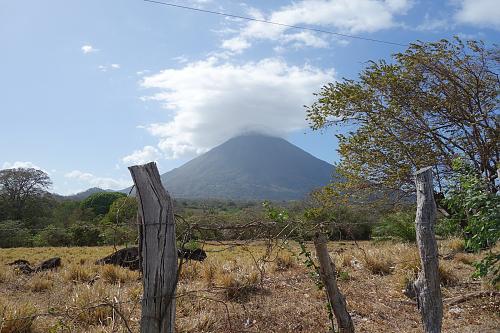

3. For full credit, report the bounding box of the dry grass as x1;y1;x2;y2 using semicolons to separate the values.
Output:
363;248;395;275
100;264;137;284
70;284;114;327
438;262;459;287
273;252;296;271
63;264;96;284
217;268;260;302
27;274;53;292
446;237;466;252
0;301;36;333
0;242;498;333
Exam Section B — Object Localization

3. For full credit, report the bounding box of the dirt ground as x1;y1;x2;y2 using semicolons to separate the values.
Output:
0;240;498;332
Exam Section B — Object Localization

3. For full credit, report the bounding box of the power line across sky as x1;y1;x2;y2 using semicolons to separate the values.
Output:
143;0;408;47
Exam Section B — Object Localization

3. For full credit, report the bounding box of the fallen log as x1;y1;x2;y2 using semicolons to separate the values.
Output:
445;291;500;306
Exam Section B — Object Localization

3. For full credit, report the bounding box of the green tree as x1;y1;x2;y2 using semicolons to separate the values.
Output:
444;158;499;283
0;220;32;248
306;38;499;197
0;168;53;222
69;221;101;246
100;197;138;245
104;197;138;225
33;225;71;247
80;192;126;216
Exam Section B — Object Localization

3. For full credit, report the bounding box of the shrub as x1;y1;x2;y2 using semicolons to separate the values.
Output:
444;158;500;283
33;225;71;247
69;222;101;246
0;220;32;248
99;224;137;246
372;211;416;242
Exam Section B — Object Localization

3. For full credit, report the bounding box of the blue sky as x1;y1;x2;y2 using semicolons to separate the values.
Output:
1;0;498;195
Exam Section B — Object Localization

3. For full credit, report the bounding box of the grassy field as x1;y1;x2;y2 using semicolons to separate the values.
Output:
0;240;498;333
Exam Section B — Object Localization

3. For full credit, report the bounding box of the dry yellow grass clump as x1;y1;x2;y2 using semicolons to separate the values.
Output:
100;264;138;284
273;252;296;271
63;264;96;283
0;242;498;333
0;301;36;333
27;273;53;292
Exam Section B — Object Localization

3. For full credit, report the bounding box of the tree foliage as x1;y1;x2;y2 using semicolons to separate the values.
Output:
444;158;500;283
80;192;126;216
444;159;500;250
0;220;32;248
0;168;52;221
306;38;499;196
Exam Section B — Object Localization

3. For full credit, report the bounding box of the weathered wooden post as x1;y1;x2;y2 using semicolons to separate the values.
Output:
413;166;443;333
129;162;178;333
314;232;355;333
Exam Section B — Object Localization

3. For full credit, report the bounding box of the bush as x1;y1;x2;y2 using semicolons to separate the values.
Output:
444;158;500;283
99;224;137;246
0;220;32;248
372;211;416;242
69;222;101;246
33;225;71;247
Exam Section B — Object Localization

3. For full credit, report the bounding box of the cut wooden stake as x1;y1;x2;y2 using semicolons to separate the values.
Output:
413;166;443;333
314;232;355;333
129;162;178;333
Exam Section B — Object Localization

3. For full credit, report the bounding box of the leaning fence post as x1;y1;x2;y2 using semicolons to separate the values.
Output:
314;232;355;333
129;162;178;333
413;166;443;333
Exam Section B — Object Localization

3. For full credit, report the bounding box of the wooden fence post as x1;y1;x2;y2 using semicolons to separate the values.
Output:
314;232;355;333
129;162;178;333
413;166;443;333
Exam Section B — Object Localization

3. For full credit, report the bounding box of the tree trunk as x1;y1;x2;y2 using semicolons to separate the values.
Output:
129;162;178;333
314;232;355;333
413;166;443;333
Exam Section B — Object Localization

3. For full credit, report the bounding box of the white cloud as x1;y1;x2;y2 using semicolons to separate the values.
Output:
221;37;251;53
416;13;450;31
99;64;120;72
454;0;500;30
2;161;48;173
136;70;151;76
122;146;161;165
222;0;414;52
81;44;98;54
136;57;334;159
64;170;131;189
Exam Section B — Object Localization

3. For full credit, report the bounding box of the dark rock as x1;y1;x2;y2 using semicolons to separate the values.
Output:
35;257;61;272
403;280;417;300
8;257;61;274
95;247;140;271
95;246;207;271
178;248;207;262
8;259;31;266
